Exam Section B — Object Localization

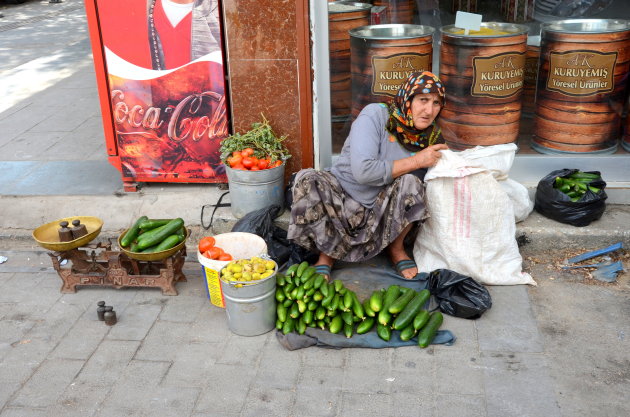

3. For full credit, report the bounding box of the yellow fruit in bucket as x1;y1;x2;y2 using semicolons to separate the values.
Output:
221;257;276;282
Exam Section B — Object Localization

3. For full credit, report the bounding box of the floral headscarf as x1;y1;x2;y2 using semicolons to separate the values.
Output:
386;71;446;152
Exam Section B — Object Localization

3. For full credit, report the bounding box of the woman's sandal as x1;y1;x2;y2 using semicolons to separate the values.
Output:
394;259;418;279
314;264;332;281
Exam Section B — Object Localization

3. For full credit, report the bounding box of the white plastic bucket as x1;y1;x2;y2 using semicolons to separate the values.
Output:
198;232;267;308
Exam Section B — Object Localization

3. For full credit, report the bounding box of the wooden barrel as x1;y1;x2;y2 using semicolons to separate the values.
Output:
349;24;434;118
533;19;630;154
522;35;540;117
329;2;373;116
438;23;528;149
373;0;415;24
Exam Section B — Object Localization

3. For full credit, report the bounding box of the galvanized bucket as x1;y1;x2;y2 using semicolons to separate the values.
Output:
225;163;285;218
220;268;277;336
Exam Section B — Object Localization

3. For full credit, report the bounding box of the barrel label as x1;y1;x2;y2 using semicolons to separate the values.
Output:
471;52;525;98
546;50;616;96
371;53;431;97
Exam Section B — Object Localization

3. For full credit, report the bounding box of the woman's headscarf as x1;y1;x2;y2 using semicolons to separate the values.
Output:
385;71;446;152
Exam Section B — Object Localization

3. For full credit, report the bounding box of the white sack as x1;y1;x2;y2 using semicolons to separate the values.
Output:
414;145;536;286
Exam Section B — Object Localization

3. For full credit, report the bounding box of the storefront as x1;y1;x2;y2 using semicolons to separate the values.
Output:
85;1;629;200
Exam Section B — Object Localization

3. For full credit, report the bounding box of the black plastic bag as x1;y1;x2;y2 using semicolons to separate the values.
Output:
534;169;607;227
231;205;317;266
428;269;492;319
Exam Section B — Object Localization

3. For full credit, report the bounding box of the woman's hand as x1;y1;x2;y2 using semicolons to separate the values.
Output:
392;143;449;179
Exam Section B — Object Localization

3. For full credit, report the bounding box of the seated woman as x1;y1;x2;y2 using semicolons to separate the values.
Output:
287;71;448;280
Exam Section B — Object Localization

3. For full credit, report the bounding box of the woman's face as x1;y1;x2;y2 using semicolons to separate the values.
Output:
410;93;442;130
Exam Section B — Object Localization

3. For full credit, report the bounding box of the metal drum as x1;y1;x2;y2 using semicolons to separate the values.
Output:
533;19;630;154
438;22;528;149
350;24;434;118
225;163;285;219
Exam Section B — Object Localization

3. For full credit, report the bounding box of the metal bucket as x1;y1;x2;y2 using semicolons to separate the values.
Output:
225;163;285;218
533;19;630;154
220;268;277;336
350;24;434;118
438;22;528;149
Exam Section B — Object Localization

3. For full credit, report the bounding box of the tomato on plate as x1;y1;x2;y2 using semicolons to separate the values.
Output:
198;236;216;253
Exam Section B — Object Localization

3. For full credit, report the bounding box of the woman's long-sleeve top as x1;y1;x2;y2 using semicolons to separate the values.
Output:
331;103;427;208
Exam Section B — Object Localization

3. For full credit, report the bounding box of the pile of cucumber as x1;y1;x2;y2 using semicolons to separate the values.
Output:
120;216;186;253
276;262;443;348
553;171;603;202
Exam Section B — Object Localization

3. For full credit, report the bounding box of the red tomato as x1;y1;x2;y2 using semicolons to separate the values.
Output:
258;159;269;170
231;163;245;170
218;253;233;261
205;246;224;260
250;165;260;171
228;154;243;167
242;148;254;157
198;236;215;253
232;151;242;158
242;157;255;169
271;160;282;168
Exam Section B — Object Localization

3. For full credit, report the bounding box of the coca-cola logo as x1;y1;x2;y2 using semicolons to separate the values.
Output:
111;89;227;142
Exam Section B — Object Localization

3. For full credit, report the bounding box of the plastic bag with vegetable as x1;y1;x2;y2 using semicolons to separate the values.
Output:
534;169;607;227
427;269;492;320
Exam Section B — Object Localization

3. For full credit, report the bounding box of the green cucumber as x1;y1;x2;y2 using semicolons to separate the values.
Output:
351;292;365;319
329;316;343;334
289;302;300;319
343;291;354;309
344;322;353;338
399;323;417;341
378;285;401;326
320;281;330;297
297;299;307;314
276;274;286;287
277;303;287;322
121;215;148;247
275;288;285;303
297;317;307;335
418;311;443;348
363;298;376;317
369;290;384;312
316;306;326;321
333;280;344;293
282;316;295;334
392;289;430;330
136;218;184;250
300;266;317;282
389;289;417;315
341;311;353;326
285;263;299;277
413;310;430;330
139;218;172;230
129;242;140;253
302;276;316;290
276;319;283;330
330;294;340;311
154;234;180;252
303;310;313;325
307;300;318;311
296;261;309;278
313;274;325;290
356;317;375;334
313;291;324;302
376;323;391;341
282;299;293;308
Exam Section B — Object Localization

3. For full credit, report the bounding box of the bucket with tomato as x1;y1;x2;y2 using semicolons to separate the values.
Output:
197;232;268;308
219;116;291;218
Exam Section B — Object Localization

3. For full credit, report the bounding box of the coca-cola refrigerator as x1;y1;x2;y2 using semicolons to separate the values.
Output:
84;0;228;191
